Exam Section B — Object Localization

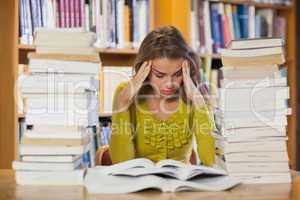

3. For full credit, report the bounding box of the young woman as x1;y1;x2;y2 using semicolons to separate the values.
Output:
109;26;215;166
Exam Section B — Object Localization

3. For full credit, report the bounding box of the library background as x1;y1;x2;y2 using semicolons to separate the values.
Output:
0;0;300;186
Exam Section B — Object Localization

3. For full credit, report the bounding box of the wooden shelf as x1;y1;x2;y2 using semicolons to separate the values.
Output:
213;0;291;10
18;44;36;50
18;44;222;59
96;48;138;55
18;44;138;54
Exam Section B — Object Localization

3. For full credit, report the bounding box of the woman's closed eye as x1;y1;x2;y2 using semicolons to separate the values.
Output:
173;69;182;77
154;72;165;78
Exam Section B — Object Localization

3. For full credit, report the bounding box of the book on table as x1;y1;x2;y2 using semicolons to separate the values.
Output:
84;158;240;193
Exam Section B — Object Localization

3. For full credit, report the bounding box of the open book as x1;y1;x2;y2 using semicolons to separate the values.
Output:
85;158;240;193
100;158;227;181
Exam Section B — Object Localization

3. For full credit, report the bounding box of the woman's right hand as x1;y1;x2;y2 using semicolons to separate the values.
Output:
115;61;152;112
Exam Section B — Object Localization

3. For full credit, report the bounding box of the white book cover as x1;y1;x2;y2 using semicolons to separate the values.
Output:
13;158;82;171
15;169;85;185
19;143;90;156
216;159;290;173
20;73;98;94
220;77;287;89
232;173;291;184
218;86;289;112
25;125;87;139
219;126;286;138
215;140;287;154
216;108;291;120
21;155;81;163
116;0;125;48
222;151;289;162
216;116;287;129
203;0;213;53
29;58;100;74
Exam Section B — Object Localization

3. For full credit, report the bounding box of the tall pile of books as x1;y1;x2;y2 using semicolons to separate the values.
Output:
14;29;100;185
214;38;291;184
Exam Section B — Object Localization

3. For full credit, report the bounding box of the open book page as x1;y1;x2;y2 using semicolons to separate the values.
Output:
110;158;227;181
84;167;240;194
99;158;155;174
166;176;240;192
85;167;166;194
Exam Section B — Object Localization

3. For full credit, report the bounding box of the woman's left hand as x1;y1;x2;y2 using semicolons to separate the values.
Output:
182;60;206;108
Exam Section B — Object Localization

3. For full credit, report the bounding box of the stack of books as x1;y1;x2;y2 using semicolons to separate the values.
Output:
214;38;291;184
14;32;100;184
34;28;97;55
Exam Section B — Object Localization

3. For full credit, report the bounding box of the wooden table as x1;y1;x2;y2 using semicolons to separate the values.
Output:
0;170;300;200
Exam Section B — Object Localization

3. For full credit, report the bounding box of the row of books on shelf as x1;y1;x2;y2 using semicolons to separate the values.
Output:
190;0;287;54
251;0;290;4
19;0;150;48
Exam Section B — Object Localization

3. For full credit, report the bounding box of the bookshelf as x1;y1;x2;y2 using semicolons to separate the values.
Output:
0;0;297;169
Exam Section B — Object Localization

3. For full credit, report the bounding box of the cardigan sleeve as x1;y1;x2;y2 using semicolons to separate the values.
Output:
191;105;216;166
109;82;135;164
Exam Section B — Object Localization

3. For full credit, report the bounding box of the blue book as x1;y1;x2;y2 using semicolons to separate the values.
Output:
102;126;111;145
29;0;39;31
111;0;117;47
255;15;262;38
210;4;222;53
132;0;138;47
217;13;224;48
232;9;241;39
82;150;91;168
237;5;249;38
19;0;26;37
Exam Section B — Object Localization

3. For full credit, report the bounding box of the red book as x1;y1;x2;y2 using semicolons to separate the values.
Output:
65;0;70;27
59;0;65;27
223;14;231;48
74;0;80;27
80;0;85;28
55;0;60;27
197;0;206;53
70;0;75;27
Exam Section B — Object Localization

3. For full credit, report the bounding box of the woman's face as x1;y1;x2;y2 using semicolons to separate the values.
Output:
148;57;184;98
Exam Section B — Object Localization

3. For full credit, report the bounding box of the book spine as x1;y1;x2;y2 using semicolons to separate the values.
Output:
36;0;43;27
26;0;33;43
210;5;221;53
85;3;90;31
19;0;26;43
117;0;125;48
70;0;75;27
54;0;60;27
232;5;241;40
80;0;85;28
197;0;206;53
59;0;65;27
132;0;137;47
29;0;38;32
237;4;248;38
223;13;231;48
124;0;130;47
74;0;80;27
65;0;70;27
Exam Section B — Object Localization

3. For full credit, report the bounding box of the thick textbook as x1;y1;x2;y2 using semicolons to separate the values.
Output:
84;158;240;194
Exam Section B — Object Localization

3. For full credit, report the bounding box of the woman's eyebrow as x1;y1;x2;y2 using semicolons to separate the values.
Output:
152;68;166;75
152;67;182;75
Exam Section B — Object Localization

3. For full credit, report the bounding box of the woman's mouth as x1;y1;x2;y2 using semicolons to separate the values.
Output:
161;88;176;95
